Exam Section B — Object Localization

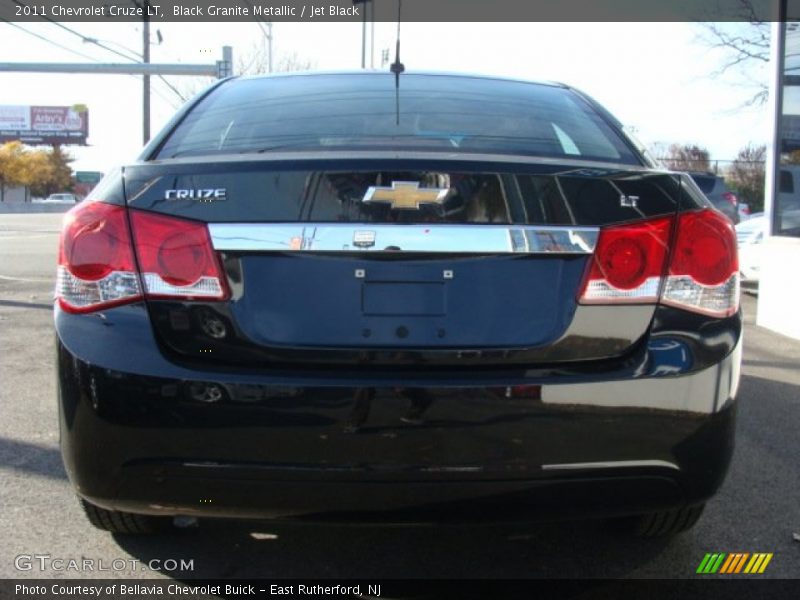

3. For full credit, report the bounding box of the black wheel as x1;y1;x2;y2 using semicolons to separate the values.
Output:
80;498;171;534
628;504;706;537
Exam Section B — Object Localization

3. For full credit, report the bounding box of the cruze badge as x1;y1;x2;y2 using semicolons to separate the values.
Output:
164;188;227;201
363;181;449;210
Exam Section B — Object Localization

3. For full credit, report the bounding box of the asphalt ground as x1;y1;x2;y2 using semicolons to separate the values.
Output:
0;213;798;580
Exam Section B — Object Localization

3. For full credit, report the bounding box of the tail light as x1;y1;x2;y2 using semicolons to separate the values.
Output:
57;203;142;313
579;217;672;304
579;209;739;317
129;211;228;300
662;210;739;317
722;191;738;207
57;203;228;314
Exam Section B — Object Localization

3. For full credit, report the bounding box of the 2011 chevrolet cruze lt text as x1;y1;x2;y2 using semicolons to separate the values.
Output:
55;72;740;536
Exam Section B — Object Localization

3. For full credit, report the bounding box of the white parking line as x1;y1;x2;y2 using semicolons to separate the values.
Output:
0;234;58;240
0;274;53;283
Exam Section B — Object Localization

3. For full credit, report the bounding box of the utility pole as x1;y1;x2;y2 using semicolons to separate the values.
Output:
142;9;150;145
370;1;374;69
353;0;370;69
268;22;273;73
361;2;366;68
0;51;232;144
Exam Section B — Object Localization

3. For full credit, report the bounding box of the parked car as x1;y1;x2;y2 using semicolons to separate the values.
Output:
738;202;751;221
736;213;766;287
687;172;740;224
55;72;741;537
43;193;81;204
736;208;800;289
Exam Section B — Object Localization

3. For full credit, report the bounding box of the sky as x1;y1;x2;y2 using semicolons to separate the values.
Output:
0;21;771;173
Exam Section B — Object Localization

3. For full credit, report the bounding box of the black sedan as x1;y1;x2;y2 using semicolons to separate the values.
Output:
55;72;741;537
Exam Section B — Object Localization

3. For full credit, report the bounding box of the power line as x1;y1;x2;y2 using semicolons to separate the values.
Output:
11;1;187;105
69;31;188;102
75;32;188;103
90;38;143;61
155;74;188;103
0;21;180;108
0;20;101;63
49;0;185;104
11;0;141;63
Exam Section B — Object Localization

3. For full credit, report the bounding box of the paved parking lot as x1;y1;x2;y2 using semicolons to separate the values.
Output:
0;213;798;580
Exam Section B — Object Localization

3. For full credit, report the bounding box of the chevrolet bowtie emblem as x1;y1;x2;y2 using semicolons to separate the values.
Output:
362;181;449;210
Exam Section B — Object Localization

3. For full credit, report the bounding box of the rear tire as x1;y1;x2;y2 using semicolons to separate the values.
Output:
80;498;171;534
628;504;705;537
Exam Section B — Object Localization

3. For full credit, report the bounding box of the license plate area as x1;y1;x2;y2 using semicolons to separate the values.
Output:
234;254;576;349
362;282;446;316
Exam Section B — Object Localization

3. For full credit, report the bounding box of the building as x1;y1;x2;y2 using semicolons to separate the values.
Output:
759;5;800;339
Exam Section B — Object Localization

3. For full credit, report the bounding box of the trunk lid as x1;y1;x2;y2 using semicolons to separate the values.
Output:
123;156;680;368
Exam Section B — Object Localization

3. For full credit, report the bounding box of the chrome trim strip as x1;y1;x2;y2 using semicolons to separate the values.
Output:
541;460;681;471
209;223;598;254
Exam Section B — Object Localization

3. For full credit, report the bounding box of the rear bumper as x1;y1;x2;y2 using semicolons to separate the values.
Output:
56;303;741;523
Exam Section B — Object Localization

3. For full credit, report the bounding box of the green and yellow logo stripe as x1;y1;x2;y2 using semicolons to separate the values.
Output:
696;552;773;574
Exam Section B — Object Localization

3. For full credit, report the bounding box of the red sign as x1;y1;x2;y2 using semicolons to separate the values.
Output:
0;105;89;146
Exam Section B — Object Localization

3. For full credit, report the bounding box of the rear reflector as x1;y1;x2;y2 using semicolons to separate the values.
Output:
129;210;229;300
579;209;739;317
56;202;142;313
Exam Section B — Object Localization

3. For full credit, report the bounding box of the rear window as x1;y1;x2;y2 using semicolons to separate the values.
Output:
157;74;641;165
690;174;717;194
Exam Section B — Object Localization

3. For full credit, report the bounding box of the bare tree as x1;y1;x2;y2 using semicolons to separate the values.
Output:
658;143;713;172
727;143;766;211
237;43;315;75
171;45;317;105
700;1;771;106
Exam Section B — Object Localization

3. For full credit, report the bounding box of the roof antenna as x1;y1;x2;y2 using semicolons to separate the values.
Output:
390;0;404;125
